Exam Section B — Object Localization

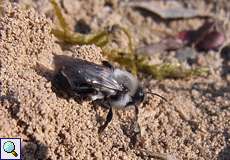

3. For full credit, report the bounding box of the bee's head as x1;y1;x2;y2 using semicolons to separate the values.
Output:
132;87;168;106
132;87;145;104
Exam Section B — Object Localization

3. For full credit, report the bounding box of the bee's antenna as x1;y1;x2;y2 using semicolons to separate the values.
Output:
146;92;168;102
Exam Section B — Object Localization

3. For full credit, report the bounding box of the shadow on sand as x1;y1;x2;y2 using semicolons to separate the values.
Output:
0;94;48;160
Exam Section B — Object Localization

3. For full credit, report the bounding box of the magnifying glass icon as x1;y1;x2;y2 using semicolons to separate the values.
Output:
3;141;18;157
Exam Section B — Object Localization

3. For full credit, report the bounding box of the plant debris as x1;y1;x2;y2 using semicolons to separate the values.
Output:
137;21;225;57
50;0;209;79
104;50;208;79
128;1;209;19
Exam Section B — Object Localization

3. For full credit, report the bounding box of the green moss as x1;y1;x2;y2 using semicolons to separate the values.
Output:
137;57;209;79
51;29;109;47
104;52;209;79
50;0;70;33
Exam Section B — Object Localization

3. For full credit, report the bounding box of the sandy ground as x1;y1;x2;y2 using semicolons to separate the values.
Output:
0;1;229;160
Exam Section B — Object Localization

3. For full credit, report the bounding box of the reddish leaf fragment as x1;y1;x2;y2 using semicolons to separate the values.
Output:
177;21;225;51
177;30;196;44
196;31;225;51
177;22;215;45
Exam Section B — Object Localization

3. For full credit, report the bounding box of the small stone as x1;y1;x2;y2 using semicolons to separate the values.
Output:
175;47;197;65
196;54;206;66
191;89;200;98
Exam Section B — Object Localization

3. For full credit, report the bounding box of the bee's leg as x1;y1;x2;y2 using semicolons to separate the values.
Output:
134;105;141;138
134;105;139;120
98;107;113;134
130;105;142;147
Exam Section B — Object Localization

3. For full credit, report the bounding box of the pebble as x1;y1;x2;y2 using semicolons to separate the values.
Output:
191;89;200;98
175;47;197;65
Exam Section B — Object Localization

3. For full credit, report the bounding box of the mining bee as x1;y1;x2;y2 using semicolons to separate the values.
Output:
52;55;167;133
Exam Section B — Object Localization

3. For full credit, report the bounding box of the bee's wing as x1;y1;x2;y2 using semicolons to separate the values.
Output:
60;59;123;92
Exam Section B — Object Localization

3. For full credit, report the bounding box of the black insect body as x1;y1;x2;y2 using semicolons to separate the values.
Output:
52;55;166;133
